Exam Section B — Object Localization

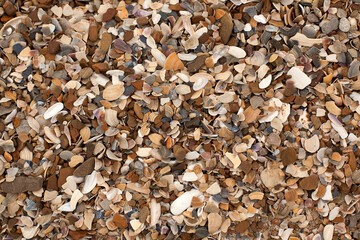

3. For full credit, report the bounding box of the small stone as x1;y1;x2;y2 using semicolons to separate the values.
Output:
58;167;74;188
102;8;118;22
1;177;43;193
235;221;250;233
3;1;17;16
74;158;95;177
331;152;341;162
47;174;58;191
187;55;207;73
219;13;233;44
280;147;297;166
100;32;113;52
137;17;148;26
113;214;128;228
299;175;319;190
48;40;60;54
196;227;209;238
339;18;350;32
174;147;187;160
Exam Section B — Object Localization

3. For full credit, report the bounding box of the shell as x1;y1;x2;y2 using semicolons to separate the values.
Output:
80;127;91;142
103;84;124;101
105;109;119;127
151;49;166;67
164;52;184;70
287;67;311;89
44;126;61;144
44;102;64;120
259;75;272;89
27;116;40;133
228;46;246;58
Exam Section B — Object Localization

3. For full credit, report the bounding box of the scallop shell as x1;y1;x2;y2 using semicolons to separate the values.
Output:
103;84;124;101
44;102;64;120
164;52;184;70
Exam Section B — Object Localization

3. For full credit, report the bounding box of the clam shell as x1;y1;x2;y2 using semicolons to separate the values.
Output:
151;49;166;67
103;84;124;101
44;126;61;144
44;102;64;120
228;46;246;58
105;109;119;127
164;52;184;70
27;116;40;133
259;75;272;89
80;126;91;142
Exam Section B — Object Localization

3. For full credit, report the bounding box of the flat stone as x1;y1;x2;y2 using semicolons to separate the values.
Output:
113;214;128;228
299;175;319;190
219;13;233;44
3;1;17;16
73;158;95;177
235;220;250;233
47;174;58;191
280;147;297;166
58;167;74;188
102;8;118;22
1;176;43;193
187;55;207;73
48;40;60;54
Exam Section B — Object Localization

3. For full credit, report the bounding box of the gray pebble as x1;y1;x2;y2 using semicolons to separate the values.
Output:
339;18;350;32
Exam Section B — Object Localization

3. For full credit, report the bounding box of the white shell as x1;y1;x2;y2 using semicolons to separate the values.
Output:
82;171;97;194
259;75;272;89
44;102;64;120
170;189;202;215
287;67;311;89
228;46;246;58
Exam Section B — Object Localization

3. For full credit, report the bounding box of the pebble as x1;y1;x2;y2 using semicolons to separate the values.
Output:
339;18;350;32
73;158;95;177
102;8;118;22
48;40;60;54
219;13;233;44
299;175;319;190
3;1;17;16
280;147;297;166
1;177;43;193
